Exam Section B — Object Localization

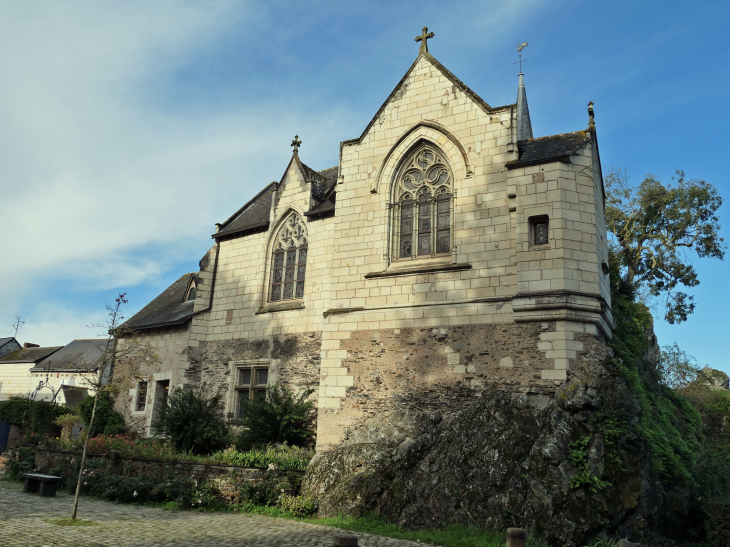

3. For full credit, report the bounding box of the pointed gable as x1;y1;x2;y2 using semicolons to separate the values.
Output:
343;51;507;148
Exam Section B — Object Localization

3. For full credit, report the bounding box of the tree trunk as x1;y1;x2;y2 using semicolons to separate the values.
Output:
71;377;101;520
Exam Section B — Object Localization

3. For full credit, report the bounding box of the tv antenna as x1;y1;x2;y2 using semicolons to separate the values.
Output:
10;315;24;338
514;42;529;72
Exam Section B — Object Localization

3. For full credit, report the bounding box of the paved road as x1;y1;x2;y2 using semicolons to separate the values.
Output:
0;481;421;547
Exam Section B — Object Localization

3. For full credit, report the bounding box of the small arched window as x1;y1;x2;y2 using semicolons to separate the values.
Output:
269;212;308;302
393;143;453;261
186;287;196;301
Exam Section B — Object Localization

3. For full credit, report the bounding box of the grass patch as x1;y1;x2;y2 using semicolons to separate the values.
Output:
315;514;519;547
47;518;98;527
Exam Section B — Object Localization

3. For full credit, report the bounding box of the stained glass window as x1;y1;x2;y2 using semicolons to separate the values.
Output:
394;144;452;260
269;213;308;302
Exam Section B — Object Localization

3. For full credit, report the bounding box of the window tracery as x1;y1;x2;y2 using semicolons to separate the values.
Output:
393;144;453;261
269;213;308;302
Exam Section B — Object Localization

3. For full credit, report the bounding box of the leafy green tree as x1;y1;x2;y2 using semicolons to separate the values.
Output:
78;392;126;437
153;385;229;455
606;167;725;323
235;382;316;450
659;343;701;390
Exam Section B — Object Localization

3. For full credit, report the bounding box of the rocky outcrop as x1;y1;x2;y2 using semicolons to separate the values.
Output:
303;355;684;547
695;367;730;391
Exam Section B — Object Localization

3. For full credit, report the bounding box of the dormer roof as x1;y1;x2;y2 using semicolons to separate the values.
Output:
121;273;198;331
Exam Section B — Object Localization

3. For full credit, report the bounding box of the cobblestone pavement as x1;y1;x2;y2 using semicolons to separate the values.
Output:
0;482;421;547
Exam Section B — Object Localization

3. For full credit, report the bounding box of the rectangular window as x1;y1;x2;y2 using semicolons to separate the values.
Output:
136;381;148;412
157;380;170;408
235;365;269;417
530;215;550;246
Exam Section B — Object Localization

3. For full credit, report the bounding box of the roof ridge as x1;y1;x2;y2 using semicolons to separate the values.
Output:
523;129;588;142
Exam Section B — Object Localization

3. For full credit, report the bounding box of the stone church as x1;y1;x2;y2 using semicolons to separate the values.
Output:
115;31;613;452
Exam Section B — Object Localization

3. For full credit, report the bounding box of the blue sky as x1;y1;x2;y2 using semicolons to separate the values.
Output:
2;0;729;374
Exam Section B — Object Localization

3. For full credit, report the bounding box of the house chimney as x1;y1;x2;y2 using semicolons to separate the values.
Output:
516;73;533;142
23;342;39;349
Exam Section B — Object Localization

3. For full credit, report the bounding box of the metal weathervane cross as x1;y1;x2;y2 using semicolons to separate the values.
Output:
514;42;529;72
415;27;435;52
291;135;302;153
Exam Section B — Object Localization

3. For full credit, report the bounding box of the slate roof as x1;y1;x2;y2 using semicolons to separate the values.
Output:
305;194;336;218
0;346;63;363
507;130;589;169
216;164;339;238
214;183;276;240
0;337;15;347
121;273;197;330
306;165;338;219
31;339;112;373
317;166;339;192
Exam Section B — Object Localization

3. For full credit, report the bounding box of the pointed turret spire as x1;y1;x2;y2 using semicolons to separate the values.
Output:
516;72;533;142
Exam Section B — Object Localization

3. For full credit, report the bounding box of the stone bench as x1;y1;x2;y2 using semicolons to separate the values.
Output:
21;473;61;497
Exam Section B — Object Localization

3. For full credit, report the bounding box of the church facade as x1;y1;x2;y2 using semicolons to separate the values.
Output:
115;35;613;450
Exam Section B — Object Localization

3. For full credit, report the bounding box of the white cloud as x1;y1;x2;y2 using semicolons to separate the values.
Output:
9;301;109;347
0;0;551;345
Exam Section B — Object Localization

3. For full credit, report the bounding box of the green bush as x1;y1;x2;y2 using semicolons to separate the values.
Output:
3;447;37;482
0;398;32;425
78;392;126;437
153;385;229;455
278;493;318;517
235;383;316;450
209;444;314;470
0;398;72;437
238;468;302;507
73;458;223;509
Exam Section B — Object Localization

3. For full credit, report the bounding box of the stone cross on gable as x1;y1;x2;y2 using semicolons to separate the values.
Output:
291;135;302;153
415;27;435;53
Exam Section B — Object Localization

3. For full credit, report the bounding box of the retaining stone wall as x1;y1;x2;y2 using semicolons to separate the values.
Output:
34;449;293;504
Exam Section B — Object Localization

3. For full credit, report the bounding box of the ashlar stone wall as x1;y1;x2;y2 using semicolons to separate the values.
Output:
128;52;612;453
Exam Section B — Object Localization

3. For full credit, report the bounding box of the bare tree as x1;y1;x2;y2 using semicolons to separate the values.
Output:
70;293;158;521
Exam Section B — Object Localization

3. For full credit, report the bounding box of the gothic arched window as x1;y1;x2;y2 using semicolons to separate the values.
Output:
269;213;308;302
393;143;453;260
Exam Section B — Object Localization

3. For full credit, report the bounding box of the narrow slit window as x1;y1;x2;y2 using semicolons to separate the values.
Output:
530;215;550;246
136;381;148;412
